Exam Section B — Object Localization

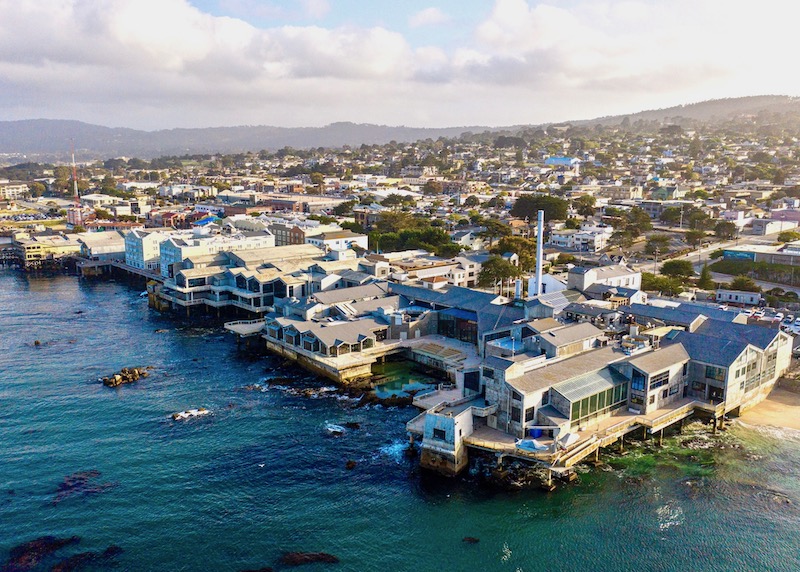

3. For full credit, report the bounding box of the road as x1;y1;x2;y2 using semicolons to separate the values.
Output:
709;272;800;295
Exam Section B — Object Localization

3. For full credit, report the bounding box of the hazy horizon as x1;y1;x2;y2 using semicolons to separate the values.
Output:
2;1;800;130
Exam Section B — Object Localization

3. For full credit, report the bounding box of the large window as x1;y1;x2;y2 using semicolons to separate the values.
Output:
511;407;521;423
705;365;725;381
570;384;628;426
631;369;646;391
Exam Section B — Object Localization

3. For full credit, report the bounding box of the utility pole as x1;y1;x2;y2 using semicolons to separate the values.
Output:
654;247;660;274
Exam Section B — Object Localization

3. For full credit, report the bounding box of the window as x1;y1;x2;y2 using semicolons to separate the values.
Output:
432;428;446;440
511;407;521;422
682;363;688;376
512;391;522;402
542;389;550;406
705;366;725;381
525;408;535;422
662;389;668;399
650;371;669;390
649;395;655;404
631;369;646;391
482;367;494;379
669;385;680;396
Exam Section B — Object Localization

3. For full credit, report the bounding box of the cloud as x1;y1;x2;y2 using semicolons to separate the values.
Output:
1;0;800;131
409;7;450;28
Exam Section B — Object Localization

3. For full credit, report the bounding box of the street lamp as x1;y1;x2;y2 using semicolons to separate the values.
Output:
653;247;660;274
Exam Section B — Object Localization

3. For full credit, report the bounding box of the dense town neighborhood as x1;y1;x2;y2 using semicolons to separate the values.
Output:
3;116;800;478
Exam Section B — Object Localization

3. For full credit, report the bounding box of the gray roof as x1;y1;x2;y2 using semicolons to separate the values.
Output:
507;345;626;395
666;332;747;367
564;302;618;317
483;356;516;371
526;318;563;334
693;319;780;350
620;303;706;329
526;289;585;314
539;322;604;348
553;366;628;403
313;282;388;305
627;344;690;374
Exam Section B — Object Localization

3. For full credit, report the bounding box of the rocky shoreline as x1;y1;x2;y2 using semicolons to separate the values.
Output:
100;366;152;387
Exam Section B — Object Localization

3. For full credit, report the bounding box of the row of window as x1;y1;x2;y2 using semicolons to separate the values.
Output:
570;384;628;423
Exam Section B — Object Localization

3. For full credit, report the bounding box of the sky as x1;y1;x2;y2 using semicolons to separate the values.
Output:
1;0;800;131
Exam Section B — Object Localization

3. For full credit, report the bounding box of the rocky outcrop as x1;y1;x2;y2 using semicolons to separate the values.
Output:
50;545;123;572
52;470;115;506
2;536;80;571
279;552;340;566
101;367;150;387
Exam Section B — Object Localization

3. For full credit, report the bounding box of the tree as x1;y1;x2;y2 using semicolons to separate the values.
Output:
573;195;596;217
778;230;800;243
491;236;537;271
422;180;443;195
510;195;569;221
661;259;695;279
659;207;683;226
641;272;684;295
564;218;581;229
478;255;521;287
332;200;356;216
478;218;512;247
645;234;671;255
462;195;480;208
556;253;576;265
28;182;46;197
729;275;761;292
714;221;738;240
697;264;714;289
685;229;707;248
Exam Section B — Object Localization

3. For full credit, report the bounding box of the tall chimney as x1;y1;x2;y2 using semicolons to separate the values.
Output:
534;209;544;297
515;278;522;299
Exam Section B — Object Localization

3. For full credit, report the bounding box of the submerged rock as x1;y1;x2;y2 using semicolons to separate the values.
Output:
462;537;480;544
343;422;361;430
3;535;80;571
52;470;115;505
279;552;339;566
101;367;149;387
345;460;357;470
240;568;273;572
50;545;123;572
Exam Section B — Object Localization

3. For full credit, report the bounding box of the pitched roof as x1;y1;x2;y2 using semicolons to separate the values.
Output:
693;319;780;350
627;344;690;374
553;366;628;403
666;332;747;367
538;322;604;347
312;282;389;305
507;346;626;395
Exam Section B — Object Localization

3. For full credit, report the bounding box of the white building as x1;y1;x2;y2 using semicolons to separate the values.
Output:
567;264;641;292
159;230;276;278
305;230;369;252
125;229;172;271
0;180;29;200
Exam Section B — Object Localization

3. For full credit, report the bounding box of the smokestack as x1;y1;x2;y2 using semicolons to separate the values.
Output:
534;209;544;297
515;278;522;300
527;276;535;299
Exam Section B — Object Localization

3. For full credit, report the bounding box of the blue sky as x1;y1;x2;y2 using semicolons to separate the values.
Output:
0;0;798;130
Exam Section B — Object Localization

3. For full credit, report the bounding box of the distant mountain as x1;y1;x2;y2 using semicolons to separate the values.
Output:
0;120;496;161
2;96;800;161
572;95;800;126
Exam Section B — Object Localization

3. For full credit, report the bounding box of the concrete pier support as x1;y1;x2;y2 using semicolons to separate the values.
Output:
619;435;624;453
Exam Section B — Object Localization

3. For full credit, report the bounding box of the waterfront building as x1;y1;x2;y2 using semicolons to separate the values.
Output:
0;180;29;200
125;229;172;271
76;230;126;261
159;229;276;278
11;232;81;269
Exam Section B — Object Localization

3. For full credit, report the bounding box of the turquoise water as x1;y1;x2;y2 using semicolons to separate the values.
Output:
2;270;800;571
372;362;440;398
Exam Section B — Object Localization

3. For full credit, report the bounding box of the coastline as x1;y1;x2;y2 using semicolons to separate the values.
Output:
737;388;800;431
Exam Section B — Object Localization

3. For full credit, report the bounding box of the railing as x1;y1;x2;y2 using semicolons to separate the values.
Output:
224;319;267;327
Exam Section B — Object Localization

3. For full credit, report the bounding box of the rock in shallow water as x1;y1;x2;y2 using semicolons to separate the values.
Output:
279;552;340;566
3;535;80;571
50;545;123;572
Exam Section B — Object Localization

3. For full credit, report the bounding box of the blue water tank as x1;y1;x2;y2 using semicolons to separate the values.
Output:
529;428;543;438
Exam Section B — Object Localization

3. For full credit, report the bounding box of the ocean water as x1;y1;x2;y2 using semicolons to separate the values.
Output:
1;270;800;571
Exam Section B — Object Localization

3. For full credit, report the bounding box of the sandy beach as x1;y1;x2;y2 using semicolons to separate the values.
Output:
739;388;800;430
